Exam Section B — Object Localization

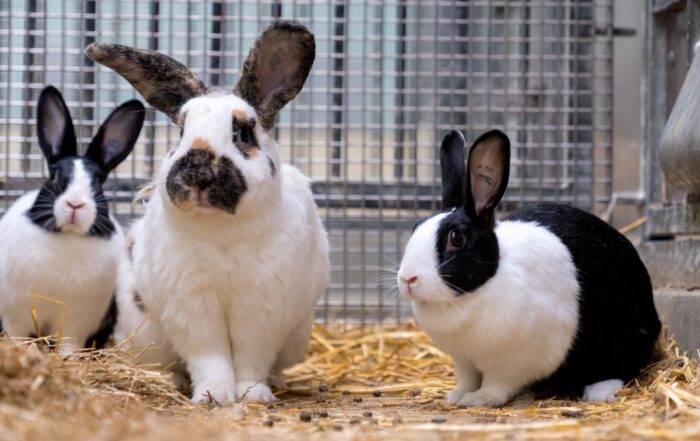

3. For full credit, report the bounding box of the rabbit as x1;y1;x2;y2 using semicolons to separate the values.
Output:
397;129;661;407
0;86;145;355
85;19;329;404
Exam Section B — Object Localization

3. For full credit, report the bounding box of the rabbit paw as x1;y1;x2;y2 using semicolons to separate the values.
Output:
191;380;237;405
582;379;623;402
450;389;509;408
237;381;278;403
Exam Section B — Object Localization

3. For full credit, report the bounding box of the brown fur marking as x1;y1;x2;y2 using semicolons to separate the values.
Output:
232;109;248;120
191;137;211;150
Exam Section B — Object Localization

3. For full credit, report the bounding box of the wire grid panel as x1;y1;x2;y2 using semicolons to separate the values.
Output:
0;0;613;324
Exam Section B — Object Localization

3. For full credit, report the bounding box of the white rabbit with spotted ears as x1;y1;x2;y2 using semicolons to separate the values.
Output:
86;20;329;404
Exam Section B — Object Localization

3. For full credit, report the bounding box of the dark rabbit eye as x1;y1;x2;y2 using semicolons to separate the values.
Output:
232;120;238;141
232;122;251;144
240;125;251;144
447;229;465;251
232;119;258;156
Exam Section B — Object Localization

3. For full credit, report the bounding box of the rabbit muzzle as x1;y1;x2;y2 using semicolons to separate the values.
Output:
165;149;247;215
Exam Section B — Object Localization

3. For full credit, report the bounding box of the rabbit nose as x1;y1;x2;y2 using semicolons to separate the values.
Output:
66;201;85;210
400;275;418;285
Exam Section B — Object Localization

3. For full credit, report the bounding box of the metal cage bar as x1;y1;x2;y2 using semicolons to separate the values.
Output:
0;0;614;323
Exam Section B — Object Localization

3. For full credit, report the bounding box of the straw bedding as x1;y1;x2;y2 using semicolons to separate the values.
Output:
0;323;699;441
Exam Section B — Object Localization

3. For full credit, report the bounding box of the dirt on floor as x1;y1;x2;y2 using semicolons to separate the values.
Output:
1;323;699;441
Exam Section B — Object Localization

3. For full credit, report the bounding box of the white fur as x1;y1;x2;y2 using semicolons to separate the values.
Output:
53;162;97;234
582;379;623;402
398;218;580;407
0;161;123;354
112;219;187;388
129;94;329;404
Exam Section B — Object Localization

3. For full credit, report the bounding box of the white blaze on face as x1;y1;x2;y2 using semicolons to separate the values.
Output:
397;212;452;302
54;160;97;235
158;93;280;213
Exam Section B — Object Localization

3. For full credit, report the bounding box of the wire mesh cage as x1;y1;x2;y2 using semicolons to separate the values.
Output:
0;0;614;324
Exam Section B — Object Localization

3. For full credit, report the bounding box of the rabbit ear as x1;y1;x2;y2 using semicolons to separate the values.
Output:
37;86;77;164
465;130;511;229
439;130;467;209
234;20;315;130
85;100;145;178
85;43;207;123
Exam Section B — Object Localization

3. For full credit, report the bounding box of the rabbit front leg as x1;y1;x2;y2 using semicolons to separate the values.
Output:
165;304;237;405
446;357;482;405
231;329;280;403
451;371;524;408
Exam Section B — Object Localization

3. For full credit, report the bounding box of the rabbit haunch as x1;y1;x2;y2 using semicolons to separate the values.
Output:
87;20;329;404
398;129;660;407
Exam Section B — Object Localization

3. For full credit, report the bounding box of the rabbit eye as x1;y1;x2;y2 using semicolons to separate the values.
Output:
447;229;465;251
232;120;258;156
239;125;251;144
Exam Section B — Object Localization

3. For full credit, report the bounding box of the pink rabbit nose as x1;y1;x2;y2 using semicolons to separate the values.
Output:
400;275;418;285
66;201;85;209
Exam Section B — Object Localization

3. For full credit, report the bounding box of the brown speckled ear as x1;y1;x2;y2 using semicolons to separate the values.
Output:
234;20;315;130
85;43;207;124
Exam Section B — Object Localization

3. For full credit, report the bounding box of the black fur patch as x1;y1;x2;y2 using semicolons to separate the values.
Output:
26;157;115;239
508;203;661;396
234;20;315;130
133;290;145;312
85;295;118;349
232;117;259;158
435;209;499;294
268;157;276;176
166;150;248;215
85;43;207;123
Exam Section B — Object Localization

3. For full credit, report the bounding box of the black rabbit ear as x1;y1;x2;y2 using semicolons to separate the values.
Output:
439;130;467;209
234;20;315;131
85;100;145;178
465;130;511;229
37;86;77;164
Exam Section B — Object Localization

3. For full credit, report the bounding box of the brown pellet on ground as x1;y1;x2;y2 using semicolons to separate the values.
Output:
561;410;584;419
299;411;312;422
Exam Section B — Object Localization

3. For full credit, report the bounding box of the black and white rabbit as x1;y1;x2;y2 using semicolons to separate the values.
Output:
397;129;661;407
0;86;144;354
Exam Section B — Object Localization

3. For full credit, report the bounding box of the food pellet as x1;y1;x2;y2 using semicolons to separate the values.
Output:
299;411;312;422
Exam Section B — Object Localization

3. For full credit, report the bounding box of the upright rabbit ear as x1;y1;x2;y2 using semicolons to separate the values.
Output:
465;130;511;229
85;43;207;124
85;100;145;179
37;86;77;165
234;20;315;130
440;130;467;209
